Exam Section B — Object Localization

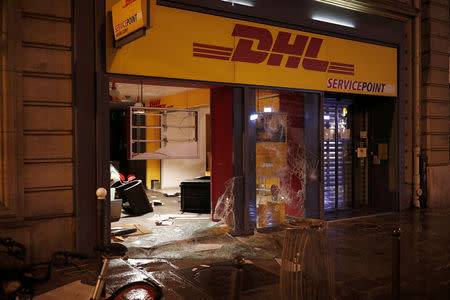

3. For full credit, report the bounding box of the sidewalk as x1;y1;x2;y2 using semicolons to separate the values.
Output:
37;208;450;299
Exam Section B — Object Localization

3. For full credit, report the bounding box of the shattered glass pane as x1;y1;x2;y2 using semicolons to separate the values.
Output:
213;178;236;231
255;90;320;228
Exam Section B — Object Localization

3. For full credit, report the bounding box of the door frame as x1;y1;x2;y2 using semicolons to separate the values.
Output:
322;93;401;216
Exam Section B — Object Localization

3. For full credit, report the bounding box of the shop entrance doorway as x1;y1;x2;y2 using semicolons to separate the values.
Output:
324;95;396;220
107;79;233;247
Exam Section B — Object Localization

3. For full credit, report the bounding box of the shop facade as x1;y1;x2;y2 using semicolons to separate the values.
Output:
102;0;402;235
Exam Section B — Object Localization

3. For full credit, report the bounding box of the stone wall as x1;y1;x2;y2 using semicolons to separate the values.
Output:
421;0;450;207
0;0;74;262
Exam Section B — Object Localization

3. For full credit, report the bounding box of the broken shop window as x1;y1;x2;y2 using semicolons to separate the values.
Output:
214;177;236;231
256;89;320;228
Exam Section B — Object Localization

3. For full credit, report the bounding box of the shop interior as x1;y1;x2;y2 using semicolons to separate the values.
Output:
108;79;218;247
107;82;323;246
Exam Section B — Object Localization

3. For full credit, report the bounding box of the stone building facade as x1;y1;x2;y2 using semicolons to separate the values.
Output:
0;0;448;262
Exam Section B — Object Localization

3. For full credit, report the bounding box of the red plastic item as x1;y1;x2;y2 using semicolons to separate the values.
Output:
127;174;136;182
119;173;125;182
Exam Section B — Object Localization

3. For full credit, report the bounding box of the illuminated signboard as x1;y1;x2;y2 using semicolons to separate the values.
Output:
111;0;149;46
107;0;397;96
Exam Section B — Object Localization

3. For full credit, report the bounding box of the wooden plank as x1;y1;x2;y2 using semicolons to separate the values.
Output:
23;106;72;131
21;0;71;19
23;162;73;189
24;189;73;217
23;76;72;103
24;135;72;159
22;46;71;74
22;17;71;47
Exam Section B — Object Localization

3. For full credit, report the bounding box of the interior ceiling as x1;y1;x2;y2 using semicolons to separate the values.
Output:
110;82;196;101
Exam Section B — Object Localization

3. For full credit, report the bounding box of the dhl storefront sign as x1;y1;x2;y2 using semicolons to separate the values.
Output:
112;0;147;40
106;0;397;96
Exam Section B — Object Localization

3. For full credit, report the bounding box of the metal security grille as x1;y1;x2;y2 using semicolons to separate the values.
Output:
324;103;352;211
127;107;199;160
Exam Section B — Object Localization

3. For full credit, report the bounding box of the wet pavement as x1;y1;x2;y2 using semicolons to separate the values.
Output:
330;209;450;299
38;208;450;299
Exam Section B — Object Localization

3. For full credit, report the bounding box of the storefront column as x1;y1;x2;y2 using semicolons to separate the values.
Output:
231;87;256;235
243;88;257;234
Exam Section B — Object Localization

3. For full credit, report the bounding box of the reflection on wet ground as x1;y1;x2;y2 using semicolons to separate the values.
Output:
106;208;449;299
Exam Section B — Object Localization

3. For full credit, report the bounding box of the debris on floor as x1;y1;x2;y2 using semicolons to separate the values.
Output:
111;227;137;236
111;224;150;242
163;192;180;197
155;220;174;226
149;213;210;221
152;200;164;206
194;243;223;252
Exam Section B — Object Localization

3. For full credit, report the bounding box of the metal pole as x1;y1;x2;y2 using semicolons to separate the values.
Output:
96;188;108;247
230;255;245;300
96;188;108;299
392;227;401;300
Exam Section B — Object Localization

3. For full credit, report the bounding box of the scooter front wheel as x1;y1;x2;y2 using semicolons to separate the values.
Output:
108;280;162;300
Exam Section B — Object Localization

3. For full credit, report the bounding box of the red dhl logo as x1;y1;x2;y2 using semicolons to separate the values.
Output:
193;24;355;75
123;0;137;9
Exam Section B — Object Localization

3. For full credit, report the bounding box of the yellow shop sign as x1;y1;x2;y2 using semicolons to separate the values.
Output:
107;0;397;96
112;0;147;40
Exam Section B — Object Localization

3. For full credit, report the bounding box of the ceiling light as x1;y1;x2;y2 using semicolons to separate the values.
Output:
311;15;355;28
250;114;259;121
221;0;254;7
